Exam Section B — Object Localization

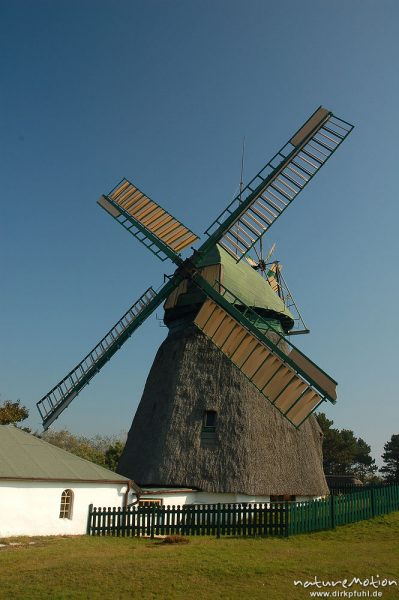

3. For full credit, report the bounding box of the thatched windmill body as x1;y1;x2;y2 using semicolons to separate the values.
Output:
37;107;353;503
119;245;328;500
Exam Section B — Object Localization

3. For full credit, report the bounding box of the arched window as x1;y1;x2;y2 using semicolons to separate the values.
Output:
59;489;74;519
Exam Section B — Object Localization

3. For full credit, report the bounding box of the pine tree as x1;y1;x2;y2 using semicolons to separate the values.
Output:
380;434;399;483
316;413;377;478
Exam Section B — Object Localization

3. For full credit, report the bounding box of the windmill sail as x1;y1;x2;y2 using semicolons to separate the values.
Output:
37;279;180;429
203;107;353;261
192;273;336;427
194;296;334;428
98;179;199;263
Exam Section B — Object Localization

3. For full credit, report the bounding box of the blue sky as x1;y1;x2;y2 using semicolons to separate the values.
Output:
1;0;398;466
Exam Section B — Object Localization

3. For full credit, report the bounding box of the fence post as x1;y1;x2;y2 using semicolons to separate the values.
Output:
150;504;156;539
86;503;93;535
121;506;126;537
330;495;335;529
370;486;375;518
216;503;221;539
284;502;289;537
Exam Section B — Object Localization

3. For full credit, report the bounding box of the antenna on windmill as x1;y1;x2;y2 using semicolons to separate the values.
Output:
239;136;245;198
234;136;246;257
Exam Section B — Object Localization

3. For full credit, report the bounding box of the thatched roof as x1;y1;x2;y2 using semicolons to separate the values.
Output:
118;325;328;497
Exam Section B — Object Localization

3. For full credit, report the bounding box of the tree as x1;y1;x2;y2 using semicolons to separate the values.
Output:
104;441;125;472
0;399;29;426
315;413;377;479
380;434;399;483
40;429;126;472
0;398;127;471
352;437;378;480
41;430;106;467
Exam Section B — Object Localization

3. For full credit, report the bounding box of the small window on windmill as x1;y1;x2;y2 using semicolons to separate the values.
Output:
138;499;163;507
270;494;296;502
201;410;217;440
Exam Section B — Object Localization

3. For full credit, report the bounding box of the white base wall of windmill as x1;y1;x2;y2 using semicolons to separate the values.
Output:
118;325;329;499
137;488;323;507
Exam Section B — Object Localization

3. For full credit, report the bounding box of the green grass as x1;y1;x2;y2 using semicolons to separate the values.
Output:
0;514;398;600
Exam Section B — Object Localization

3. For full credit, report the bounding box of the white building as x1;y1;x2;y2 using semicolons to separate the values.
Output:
138;487;314;507
0;425;139;537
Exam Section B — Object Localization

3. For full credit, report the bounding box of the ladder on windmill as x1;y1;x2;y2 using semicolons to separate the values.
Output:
37;288;158;429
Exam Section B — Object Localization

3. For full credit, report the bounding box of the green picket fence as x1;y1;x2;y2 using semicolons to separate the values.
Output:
87;502;288;538
87;484;399;538
287;484;399;534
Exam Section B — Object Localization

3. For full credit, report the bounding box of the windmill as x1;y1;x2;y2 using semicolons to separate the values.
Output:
37;107;353;500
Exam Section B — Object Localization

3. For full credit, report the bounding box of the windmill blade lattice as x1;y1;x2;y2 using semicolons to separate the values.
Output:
37;279;181;430
203;107;353;261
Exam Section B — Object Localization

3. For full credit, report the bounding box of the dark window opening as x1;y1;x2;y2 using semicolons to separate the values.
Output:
270;494;296;502
203;410;217;432
139;499;162;507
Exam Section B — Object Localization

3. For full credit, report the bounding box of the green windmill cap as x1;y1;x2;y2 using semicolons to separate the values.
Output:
196;245;294;332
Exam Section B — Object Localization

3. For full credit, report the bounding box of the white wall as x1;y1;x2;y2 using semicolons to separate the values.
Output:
194;492;271;505
138;491;192;506
0;480;127;537
138;490;319;506
140;489;270;506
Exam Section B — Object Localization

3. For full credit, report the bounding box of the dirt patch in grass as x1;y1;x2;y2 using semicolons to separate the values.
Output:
160;535;190;544
0;535;79;551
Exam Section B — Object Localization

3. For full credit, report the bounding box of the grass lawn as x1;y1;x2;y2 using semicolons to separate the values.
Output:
0;513;398;600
